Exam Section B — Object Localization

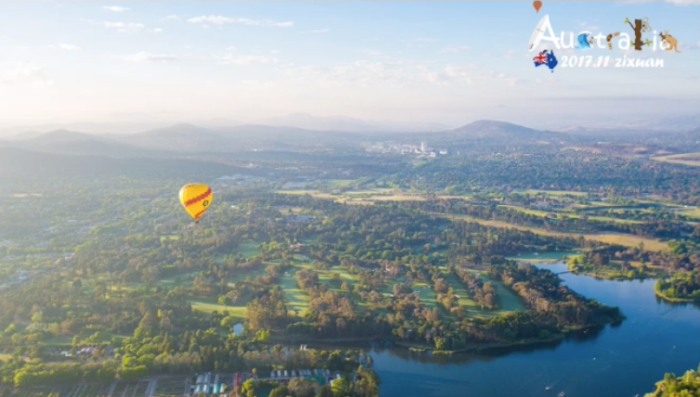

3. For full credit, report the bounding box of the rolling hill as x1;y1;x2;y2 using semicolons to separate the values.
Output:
445;120;557;139
0;147;245;179
0;130;165;157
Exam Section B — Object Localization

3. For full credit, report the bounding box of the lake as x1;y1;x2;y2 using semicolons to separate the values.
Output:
370;263;700;397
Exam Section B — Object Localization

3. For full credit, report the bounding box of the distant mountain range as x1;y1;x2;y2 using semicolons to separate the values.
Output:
0;114;450;137
0;123;366;155
0;147;243;179
0;130;167;157
554;114;700;135
260;113;451;133
1;119;696;157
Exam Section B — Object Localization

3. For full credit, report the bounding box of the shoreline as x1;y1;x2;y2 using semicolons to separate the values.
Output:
283;334;567;353
276;317;625;354
399;334;566;354
568;269;659;281
653;282;698;303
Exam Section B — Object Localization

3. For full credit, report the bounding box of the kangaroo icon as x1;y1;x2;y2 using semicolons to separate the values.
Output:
659;31;680;53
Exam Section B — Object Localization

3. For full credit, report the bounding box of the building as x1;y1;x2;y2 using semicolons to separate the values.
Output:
192;372;226;396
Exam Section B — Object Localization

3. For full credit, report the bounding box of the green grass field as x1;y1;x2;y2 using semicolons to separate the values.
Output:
237;242;262;258
652;152;700;167
499;205;641;225
326;179;356;188
500;205;552;217
436;213;668;251
379;269;526;320
442;269;526;318
411;281;439;309
514;190;587;197
478;273;527;313
189;298;247;317
679;207;700;219
279;270;310;318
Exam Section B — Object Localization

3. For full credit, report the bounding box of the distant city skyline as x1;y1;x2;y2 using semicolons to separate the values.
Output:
1;1;699;132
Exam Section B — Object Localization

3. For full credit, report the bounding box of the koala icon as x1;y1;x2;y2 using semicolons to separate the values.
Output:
641;17;652;33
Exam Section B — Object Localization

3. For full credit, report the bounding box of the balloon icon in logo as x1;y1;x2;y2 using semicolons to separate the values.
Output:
533;1;542;13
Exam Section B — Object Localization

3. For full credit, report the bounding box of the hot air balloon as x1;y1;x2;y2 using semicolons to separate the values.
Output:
179;183;213;223
533;1;542;13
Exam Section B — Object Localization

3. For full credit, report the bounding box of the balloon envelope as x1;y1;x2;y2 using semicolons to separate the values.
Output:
533;1;542;12
179;183;213;223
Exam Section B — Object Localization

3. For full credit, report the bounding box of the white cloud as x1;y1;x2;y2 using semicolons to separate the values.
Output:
577;21;600;31
287;60;411;87
417;65;452;85
441;64;477;84
678;41;700;51
103;21;145;33
418;63;520;87
287;59;522;89
359;49;383;57
441;46;470;54
103;6;130;12
0;62;53;87
118;52;178;62
618;0;700;5
51;44;81;51
153;28;163;34
218;54;279;65
663;0;700;4
165;15;179;20
187;15;293;27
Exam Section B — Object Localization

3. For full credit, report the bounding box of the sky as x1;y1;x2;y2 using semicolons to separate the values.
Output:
0;1;699;132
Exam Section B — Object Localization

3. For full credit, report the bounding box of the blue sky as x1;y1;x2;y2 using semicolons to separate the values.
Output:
0;1;698;130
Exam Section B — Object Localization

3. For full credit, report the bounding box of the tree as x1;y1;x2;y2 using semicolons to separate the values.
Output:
327;351;343;371
255;329;270;342
240;379;257;397
331;377;350;397
318;385;334;397
434;337;446;351
218;295;230;306
268;385;289;397
31;311;43;324
331;272;342;286
354;367;381;397
288;378;317;397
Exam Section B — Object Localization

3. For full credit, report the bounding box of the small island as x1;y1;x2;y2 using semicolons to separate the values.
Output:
655;271;700;302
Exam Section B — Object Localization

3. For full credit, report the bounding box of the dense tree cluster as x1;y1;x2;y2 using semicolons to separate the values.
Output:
451;266;497;310
489;263;624;328
645;364;700;397
656;271;700;301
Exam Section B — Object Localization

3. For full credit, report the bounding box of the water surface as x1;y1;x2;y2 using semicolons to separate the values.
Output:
372;263;700;397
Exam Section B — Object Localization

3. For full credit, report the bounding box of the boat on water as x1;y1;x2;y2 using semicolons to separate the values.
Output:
558;393;566;397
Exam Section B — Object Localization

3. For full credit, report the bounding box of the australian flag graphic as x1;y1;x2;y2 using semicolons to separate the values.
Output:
533;50;558;72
